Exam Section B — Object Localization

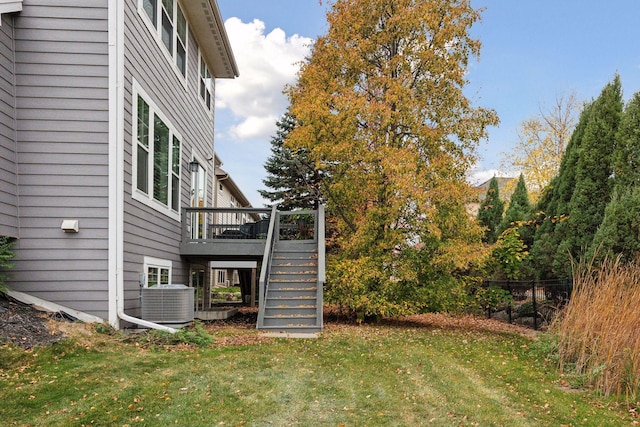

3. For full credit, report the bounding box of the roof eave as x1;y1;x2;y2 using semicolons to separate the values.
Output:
181;0;239;79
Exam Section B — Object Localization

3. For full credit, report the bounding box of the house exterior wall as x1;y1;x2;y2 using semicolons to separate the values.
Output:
8;0;110;319
0;13;18;238
121;0;218;315
0;0;235;324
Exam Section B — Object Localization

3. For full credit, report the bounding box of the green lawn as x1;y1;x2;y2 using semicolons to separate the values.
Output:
0;320;631;426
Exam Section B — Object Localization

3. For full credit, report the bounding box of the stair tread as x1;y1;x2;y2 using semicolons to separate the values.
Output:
265;304;318;311
264;314;317;319
261;327;321;331
270;279;317;282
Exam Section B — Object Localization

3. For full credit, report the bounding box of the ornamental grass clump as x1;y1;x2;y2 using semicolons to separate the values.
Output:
553;256;640;399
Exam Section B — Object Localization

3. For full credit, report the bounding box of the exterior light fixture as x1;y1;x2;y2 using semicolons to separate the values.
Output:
188;160;200;173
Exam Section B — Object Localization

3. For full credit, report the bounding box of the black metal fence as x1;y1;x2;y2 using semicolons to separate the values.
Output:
482;279;573;330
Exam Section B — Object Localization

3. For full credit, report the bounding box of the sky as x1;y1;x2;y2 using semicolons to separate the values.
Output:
214;0;640;207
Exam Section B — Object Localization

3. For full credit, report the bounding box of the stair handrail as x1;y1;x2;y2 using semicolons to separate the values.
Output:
316;205;326;329
257;205;278;329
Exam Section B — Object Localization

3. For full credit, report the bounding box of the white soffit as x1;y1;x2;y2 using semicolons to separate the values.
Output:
181;0;239;78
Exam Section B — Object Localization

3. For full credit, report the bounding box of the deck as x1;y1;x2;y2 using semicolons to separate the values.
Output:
179;207;272;260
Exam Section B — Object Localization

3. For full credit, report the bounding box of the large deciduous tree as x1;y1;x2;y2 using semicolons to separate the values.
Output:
286;0;498;319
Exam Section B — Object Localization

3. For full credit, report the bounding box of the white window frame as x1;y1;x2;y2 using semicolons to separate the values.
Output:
190;151;208;239
198;49;213;113
138;0;189;86
143;257;172;288
216;270;226;286
132;80;182;222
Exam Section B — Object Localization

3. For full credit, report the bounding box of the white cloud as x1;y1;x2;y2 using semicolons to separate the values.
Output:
229;115;279;140
216;18;313;142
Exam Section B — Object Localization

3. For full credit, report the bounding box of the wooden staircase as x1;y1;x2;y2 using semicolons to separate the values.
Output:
259;240;322;334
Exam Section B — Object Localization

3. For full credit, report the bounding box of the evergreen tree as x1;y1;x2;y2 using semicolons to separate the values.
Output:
477;177;504;244
589;187;640;263
612;91;640;191
552;75;623;277
498;174;531;234
259;111;323;210
529;101;593;278
587;91;640;263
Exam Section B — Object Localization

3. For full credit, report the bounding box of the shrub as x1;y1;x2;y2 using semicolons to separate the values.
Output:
490;228;529;280
142;321;213;348
0;236;15;295
471;284;513;313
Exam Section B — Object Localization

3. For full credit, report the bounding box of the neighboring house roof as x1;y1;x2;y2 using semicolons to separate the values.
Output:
466;176;518;218
214;154;252;208
474;176;518;202
181;0;239;78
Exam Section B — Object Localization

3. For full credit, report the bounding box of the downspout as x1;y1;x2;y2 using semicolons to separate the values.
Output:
108;0;176;333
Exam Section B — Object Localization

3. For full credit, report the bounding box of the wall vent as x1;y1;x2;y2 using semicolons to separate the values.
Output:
141;285;194;327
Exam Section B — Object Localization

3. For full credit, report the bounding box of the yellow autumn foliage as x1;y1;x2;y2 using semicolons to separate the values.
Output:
287;0;498;318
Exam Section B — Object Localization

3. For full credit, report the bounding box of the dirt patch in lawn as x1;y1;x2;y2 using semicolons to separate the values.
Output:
0;294;67;349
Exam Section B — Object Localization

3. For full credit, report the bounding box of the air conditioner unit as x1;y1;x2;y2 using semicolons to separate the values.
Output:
141;284;194;327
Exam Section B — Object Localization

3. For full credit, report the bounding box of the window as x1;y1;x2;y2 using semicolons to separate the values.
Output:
133;84;182;219
216;270;226;286
199;53;212;110
140;0;188;77
144;257;171;287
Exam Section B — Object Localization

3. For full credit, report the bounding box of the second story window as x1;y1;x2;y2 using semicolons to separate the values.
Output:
133;83;182;219
141;0;188;78
199;53;212;110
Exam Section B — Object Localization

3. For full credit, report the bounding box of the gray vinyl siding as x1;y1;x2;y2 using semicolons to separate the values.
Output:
8;0;110;319
122;1;217;315
0;14;18;238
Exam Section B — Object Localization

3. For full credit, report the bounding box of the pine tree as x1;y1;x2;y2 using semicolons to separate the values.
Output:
612;91;640;191
259;111;322;210
589;187;640;262
588;91;640;262
477;177;504;244
498;174;531;234
529;100;594;278
552;75;623;277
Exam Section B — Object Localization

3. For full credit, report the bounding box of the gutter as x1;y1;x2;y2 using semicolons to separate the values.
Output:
108;0;176;334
